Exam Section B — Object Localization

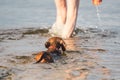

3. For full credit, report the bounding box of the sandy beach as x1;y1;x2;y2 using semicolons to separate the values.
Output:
0;27;120;80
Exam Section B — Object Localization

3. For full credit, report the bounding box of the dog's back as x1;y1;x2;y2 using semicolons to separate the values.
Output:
35;51;54;63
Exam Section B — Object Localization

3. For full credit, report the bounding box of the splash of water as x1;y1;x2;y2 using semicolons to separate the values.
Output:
96;6;102;27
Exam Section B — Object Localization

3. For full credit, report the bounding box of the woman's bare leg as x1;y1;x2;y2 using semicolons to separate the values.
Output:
49;0;67;36
55;0;67;25
62;0;79;38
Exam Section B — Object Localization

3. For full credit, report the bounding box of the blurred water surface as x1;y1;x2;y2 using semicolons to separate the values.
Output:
0;0;120;30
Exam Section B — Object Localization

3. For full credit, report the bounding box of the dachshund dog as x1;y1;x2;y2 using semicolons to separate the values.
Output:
45;37;66;54
35;37;66;63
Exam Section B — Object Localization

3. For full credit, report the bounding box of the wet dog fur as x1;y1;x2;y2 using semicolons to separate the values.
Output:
35;37;66;63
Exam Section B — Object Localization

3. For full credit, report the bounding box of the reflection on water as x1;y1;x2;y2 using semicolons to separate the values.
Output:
0;27;120;80
0;0;120;79
64;38;78;51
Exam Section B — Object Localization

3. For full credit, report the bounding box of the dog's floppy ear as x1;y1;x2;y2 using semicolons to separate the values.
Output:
60;40;66;51
61;44;66;51
45;42;50;48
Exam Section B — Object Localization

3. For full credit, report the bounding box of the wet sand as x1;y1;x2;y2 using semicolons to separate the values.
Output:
0;28;120;80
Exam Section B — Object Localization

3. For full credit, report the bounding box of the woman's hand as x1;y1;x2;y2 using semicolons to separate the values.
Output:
92;0;102;6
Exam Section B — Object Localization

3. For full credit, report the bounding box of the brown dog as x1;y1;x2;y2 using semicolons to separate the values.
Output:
35;37;66;63
45;37;66;54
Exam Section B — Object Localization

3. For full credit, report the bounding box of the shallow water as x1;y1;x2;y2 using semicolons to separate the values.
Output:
0;0;120;80
0;27;120;80
0;0;120;29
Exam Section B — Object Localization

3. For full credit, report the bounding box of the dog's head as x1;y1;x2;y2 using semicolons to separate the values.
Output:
45;37;66;51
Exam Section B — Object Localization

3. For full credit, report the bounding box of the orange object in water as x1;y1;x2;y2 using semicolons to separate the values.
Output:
92;0;102;6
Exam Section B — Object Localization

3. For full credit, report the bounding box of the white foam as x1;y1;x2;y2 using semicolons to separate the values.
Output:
49;23;64;37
